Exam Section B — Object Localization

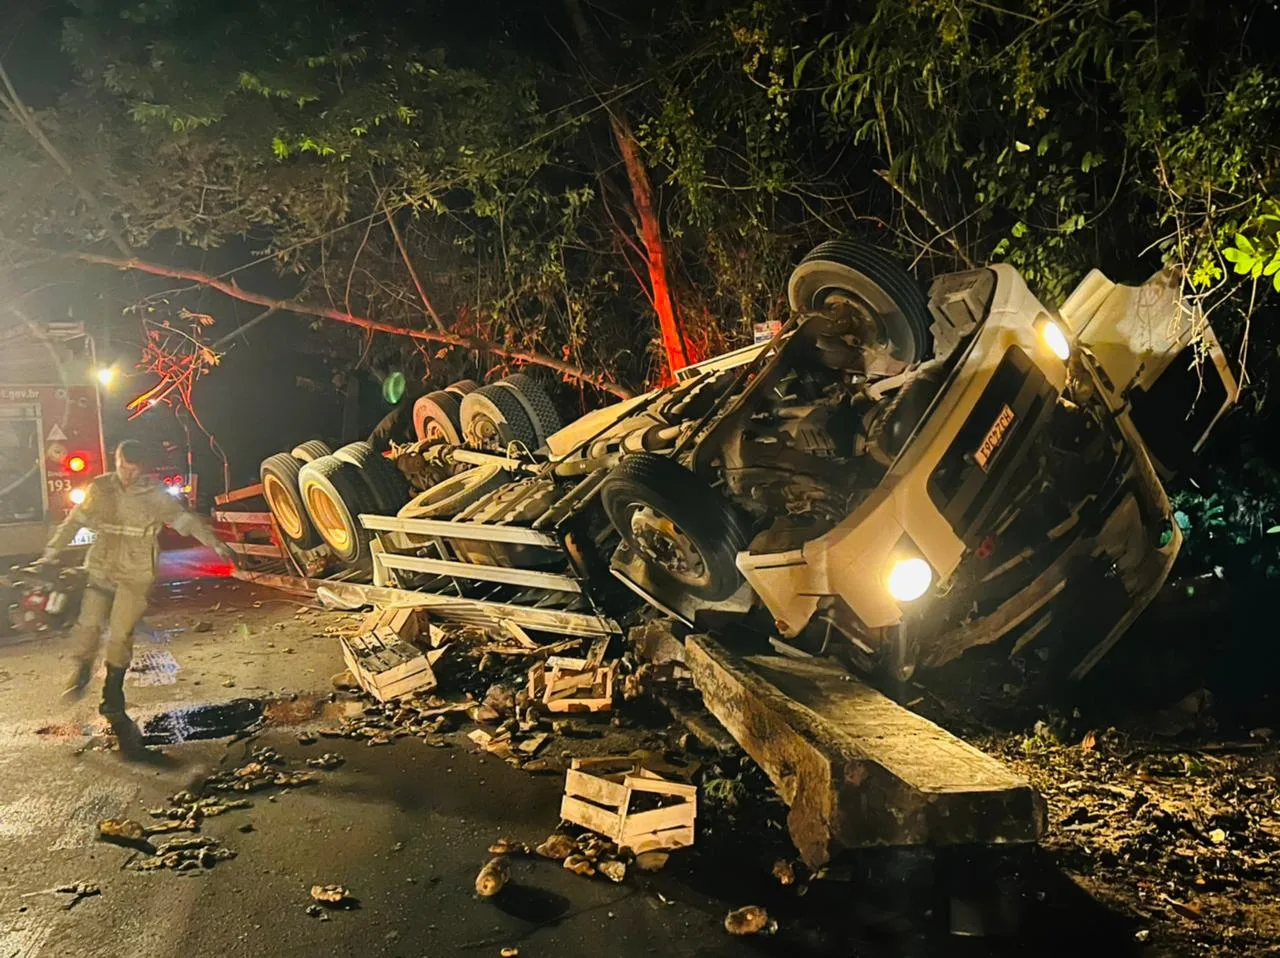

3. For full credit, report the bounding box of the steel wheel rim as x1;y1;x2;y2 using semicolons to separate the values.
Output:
263;473;304;540
305;484;350;552
628;505;711;588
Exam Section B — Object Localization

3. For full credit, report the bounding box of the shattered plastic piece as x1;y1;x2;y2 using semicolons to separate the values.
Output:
97;819;146;843
311;885;351;905
475;857;511;897
724;905;773;935
1208;828;1227;845
535;833;578;861
599;860;627;883
634;851;669;872
563;854;596;877
772;860;796;886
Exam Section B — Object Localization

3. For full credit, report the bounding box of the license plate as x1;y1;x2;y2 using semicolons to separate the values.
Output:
974;404;1016;470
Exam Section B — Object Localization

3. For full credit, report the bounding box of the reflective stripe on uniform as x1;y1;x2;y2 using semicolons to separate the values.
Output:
96;522;156;537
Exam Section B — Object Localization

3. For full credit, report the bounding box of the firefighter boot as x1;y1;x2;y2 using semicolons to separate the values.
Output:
99;665;127;718
61;660;93;699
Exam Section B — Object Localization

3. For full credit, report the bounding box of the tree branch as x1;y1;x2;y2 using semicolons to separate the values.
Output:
383;204;447;332
0;58;135;260
876;169;976;268
73;251;633;399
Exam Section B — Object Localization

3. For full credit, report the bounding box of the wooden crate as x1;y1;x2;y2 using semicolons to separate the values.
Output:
560;757;696;853
340;628;435;703
359;606;425;645
528;659;615;713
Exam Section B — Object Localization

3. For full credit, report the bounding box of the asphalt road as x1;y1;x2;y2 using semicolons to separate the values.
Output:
0;560;1136;958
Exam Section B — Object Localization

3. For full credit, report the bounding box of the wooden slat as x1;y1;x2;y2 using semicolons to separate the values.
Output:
359;513;560;548
565;768;628;808
213;510;274;525
560;795;622;838
214;482;264;506
378;553;582;593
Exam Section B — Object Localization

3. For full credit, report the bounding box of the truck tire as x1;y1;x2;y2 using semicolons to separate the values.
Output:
460;383;539;451
445;379;478;398
399;464;510;520
333;441;411;514
413;390;465;445
290;439;333;463
601;452;750;602
260;453;321;548
298;455;378;566
496;373;563;446
787;239;932;365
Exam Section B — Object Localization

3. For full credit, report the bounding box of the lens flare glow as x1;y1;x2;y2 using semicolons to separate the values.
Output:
886;557;932;602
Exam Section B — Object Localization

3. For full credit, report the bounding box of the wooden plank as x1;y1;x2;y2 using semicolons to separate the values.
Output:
213;510;274;525
560;795;623;838
622;804;695;837
359;513;561;548
378;552;583;593
565;769;628;808
625;775;698;799
214;482;264;506
623;825;694;853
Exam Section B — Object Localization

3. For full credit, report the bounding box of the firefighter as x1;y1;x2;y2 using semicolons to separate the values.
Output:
40;439;237;718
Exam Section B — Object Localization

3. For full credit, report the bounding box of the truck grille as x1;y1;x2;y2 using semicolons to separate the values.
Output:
928;345;1059;545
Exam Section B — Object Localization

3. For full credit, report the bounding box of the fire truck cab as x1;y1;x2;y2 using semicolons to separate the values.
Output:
0;321;107;558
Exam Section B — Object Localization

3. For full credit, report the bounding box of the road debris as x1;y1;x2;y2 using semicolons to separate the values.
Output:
724;905;774;936
475;857;510;897
21;882;101;910
535;833;577;861
488;838;529;856
633;850;669;872
311;884;353;906
133;836;237;872
341;616;436;703
97;819;147;845
306;752;345;770
771;859;796;886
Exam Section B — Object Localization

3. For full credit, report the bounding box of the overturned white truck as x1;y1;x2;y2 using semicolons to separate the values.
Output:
255;240;1237;687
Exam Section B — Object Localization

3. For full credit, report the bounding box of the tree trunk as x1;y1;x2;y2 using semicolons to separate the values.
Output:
564;0;695;383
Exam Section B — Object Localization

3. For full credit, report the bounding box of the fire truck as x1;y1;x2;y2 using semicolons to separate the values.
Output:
0;320;108;558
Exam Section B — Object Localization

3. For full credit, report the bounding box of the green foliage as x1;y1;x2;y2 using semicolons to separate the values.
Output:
1171;457;1280;581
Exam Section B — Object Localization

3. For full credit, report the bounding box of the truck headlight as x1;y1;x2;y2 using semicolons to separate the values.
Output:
886;557;933;602
1038;316;1071;361
69;487;87;505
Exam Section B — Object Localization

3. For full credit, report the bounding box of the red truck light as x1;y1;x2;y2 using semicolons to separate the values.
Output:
66;454;88;473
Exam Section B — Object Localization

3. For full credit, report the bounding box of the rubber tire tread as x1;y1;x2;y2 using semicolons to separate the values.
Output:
789;239;932;363
445;379;478;397
260;452;321;549
298;455;378;566
460;383;539;450
290;439;333;463
333;441;411;514
601;452;750;602
413;390;464;444
498;374;563;445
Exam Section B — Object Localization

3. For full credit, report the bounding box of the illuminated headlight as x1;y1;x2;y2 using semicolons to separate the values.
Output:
1038;317;1071;361
166;485;183;497
886;556;933;602
69;487;87;505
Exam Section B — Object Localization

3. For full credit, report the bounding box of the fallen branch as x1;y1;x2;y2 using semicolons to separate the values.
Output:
73;251;633;399
876;169;976;269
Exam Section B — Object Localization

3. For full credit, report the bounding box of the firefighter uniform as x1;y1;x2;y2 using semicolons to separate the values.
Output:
45;471;230;709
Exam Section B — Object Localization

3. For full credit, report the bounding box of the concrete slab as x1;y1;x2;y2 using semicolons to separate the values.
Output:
686;635;1046;868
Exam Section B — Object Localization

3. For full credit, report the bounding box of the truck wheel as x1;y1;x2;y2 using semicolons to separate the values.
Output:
298;455;378;566
333;441;411;514
413;390;465;445
399;464;510;519
445;379;478;398
601;453;750;602
497;373;563;446
787;239;932;365
261;453;321;548
290;439;333;463
460;384;539;451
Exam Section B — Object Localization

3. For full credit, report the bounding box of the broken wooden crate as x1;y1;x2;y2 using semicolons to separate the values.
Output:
560;757;696;853
528;656;615;713
340;610;436;702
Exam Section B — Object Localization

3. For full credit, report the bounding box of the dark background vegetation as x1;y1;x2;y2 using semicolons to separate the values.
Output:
2;0;1279;581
